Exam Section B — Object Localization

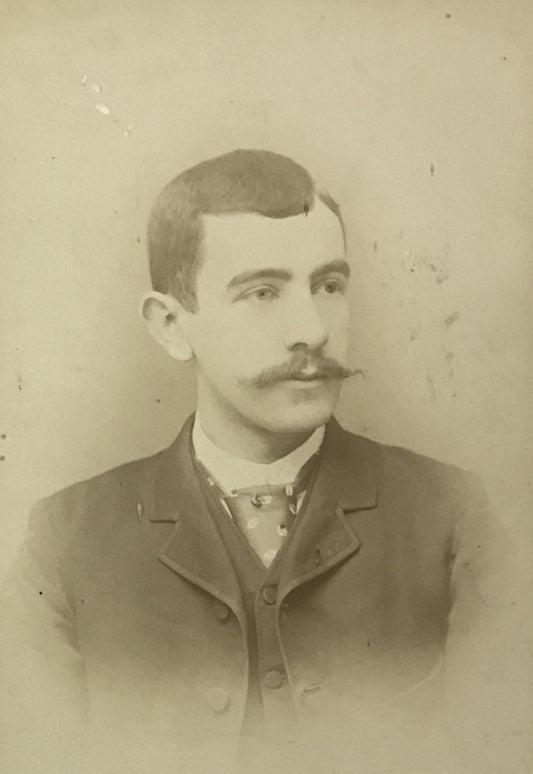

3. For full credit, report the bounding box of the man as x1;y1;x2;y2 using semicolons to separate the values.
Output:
1;150;509;774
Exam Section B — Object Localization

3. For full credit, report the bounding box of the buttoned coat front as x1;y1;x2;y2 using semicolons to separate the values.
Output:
1;416;506;774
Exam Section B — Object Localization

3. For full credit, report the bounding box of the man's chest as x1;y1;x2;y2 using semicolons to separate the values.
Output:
70;504;450;698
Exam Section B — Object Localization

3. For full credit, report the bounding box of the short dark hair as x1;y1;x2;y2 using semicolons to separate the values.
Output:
147;149;345;310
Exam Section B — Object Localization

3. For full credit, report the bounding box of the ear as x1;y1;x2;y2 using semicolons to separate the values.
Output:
140;291;194;362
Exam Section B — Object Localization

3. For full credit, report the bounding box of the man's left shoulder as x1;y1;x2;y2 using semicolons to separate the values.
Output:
336;422;483;508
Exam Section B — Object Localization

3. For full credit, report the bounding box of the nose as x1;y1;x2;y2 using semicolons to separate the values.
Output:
282;291;329;351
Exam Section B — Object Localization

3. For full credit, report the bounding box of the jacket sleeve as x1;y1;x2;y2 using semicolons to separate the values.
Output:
0;495;88;773
442;472;530;770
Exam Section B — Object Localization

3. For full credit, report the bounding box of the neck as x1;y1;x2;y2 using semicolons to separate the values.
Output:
195;393;313;464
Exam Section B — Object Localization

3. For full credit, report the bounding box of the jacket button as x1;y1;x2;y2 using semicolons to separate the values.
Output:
205;687;230;713
261;585;278;605
263;670;285;690
213;600;230;622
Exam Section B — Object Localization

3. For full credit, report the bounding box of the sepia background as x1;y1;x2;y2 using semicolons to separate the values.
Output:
1;1;532;770
1;1;531;590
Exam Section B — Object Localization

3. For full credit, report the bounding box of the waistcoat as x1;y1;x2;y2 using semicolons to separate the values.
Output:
192;454;320;745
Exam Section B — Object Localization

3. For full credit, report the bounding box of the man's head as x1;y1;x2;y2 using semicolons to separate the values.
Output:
147;149;346;310
142;150;354;449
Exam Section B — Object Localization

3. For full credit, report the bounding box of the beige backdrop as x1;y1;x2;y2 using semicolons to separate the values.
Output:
1;0;531;581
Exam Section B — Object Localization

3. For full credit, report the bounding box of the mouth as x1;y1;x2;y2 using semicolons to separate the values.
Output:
244;360;358;389
283;367;334;381
287;375;328;381
281;374;332;387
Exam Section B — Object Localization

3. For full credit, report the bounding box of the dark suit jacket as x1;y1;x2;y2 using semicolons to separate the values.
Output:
1;416;510;774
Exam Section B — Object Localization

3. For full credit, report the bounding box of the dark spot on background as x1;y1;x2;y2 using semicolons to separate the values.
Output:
1;434;6;439
137;237;141;243
445;312;460;327
446;13;451;18
428;262;449;284
0;456;5;462
39;591;43;595
156;398;161;404
351;55;360;72
303;203;309;216
446;351;455;378
430;163;435;176
373;240;378;253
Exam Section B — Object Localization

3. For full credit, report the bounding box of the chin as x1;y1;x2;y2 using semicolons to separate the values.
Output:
229;381;342;437
255;401;336;436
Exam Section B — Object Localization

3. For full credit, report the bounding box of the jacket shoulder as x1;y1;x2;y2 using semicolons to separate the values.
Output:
338;425;479;503
28;448;167;533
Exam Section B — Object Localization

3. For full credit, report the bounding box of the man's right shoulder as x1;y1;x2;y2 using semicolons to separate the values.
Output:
29;446;169;532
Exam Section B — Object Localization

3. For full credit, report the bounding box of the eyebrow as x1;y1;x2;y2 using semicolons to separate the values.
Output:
227;259;350;290
310;258;350;283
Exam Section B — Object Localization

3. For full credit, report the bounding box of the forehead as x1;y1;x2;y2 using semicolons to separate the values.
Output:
198;199;345;283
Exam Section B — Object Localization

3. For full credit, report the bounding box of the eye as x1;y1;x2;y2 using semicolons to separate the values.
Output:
242;286;279;302
314;277;346;295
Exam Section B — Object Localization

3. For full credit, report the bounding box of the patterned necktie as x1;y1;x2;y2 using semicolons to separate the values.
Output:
221;455;318;568
224;483;298;567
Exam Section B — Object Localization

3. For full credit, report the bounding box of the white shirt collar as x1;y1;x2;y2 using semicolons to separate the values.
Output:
192;415;325;495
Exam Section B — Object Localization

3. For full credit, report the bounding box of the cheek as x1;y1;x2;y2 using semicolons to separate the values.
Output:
188;319;264;380
187;313;231;354
196;311;280;357
320;301;350;337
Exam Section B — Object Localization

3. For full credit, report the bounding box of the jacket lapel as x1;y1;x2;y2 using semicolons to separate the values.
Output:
278;418;378;601
146;415;244;625
146;415;378;613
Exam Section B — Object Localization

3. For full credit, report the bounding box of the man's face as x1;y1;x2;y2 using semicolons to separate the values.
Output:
181;199;351;436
